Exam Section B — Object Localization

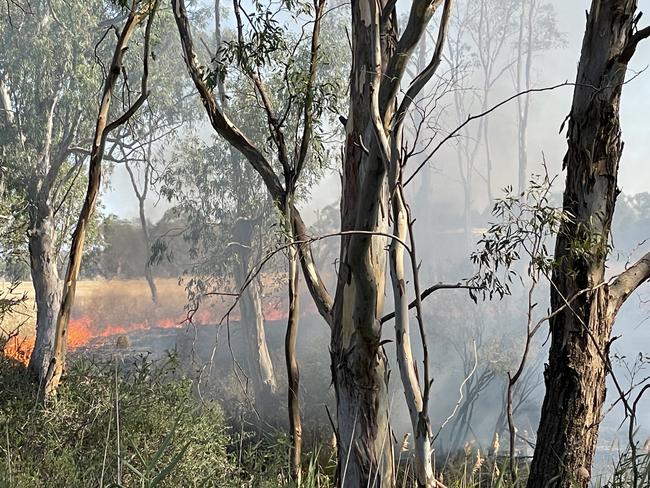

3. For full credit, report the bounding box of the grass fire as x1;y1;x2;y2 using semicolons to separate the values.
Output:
2;0;650;487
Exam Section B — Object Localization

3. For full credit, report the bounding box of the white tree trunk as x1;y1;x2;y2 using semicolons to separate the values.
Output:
389;185;434;487
27;209;61;383
235;269;277;411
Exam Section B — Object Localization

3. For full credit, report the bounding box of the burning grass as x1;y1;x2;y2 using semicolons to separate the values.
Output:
1;278;288;365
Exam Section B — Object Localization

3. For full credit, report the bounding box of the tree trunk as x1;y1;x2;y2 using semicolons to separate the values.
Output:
138;196;158;303
329;2;397;486
515;0;534;194
27;209;61;382
43;3;153;395
285;201;302;483
233;219;277;413
329;1;405;485
527;2;647;487
239;276;278;410
528;288;615;488
389;182;434;487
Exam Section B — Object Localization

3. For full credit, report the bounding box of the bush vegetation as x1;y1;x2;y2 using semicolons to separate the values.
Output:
0;351;647;487
0;355;234;487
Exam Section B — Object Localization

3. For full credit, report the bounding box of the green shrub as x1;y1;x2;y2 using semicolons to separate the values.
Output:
0;355;236;488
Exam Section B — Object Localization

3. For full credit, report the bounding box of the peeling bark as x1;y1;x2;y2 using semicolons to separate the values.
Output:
330;2;396;486
527;2;650;487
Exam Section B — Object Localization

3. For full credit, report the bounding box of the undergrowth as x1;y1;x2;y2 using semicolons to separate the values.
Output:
0;352;646;488
0;355;233;487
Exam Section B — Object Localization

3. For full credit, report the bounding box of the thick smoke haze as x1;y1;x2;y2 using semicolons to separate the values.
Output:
103;0;650;218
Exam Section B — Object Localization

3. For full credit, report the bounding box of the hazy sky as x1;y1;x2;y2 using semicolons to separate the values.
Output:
102;0;650;221
555;1;650;195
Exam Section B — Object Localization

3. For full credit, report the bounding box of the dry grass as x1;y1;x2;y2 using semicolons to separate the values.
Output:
1;276;289;342
0;279;213;339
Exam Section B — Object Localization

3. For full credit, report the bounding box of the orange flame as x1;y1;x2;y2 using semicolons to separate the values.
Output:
3;314;188;366
3;297;302;365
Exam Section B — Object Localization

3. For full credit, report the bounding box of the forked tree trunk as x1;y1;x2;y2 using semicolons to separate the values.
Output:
527;2;650;487
331;3;395;485
27;208;61;382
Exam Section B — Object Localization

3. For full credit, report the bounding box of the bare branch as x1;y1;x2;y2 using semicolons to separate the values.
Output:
380;282;480;324
609;250;650;312
404;81;576;186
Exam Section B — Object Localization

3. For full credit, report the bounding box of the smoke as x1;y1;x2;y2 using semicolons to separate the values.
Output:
87;0;650;473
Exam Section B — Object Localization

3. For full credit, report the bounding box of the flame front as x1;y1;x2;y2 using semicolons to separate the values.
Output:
3;315;188;365
2;288;303;366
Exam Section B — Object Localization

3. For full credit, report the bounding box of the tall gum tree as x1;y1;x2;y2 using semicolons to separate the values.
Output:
0;0;112;381
44;0;160;395
527;1;650;487
171;0;456;484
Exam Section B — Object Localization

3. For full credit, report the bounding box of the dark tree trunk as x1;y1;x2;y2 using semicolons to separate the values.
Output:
285;204;302;483
527;2;648;487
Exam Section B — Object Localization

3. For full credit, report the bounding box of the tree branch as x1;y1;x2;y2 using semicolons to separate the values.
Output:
295;0;326;179
620;23;650;63
379;0;444;118
380;282;481;324
171;0;335;323
609;250;650;313
393;0;453;134
404;81;576;186
171;0;285;200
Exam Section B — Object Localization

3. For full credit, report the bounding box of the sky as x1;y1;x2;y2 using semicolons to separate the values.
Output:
101;0;650;222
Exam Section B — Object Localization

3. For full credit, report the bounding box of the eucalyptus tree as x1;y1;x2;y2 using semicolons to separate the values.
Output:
512;0;564;193
0;0;117;380
171;0;463;484
442;0;562;247
171;1;343;480
526;1;650;487
45;0;161;395
0;0;163;390
159;130;281;415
